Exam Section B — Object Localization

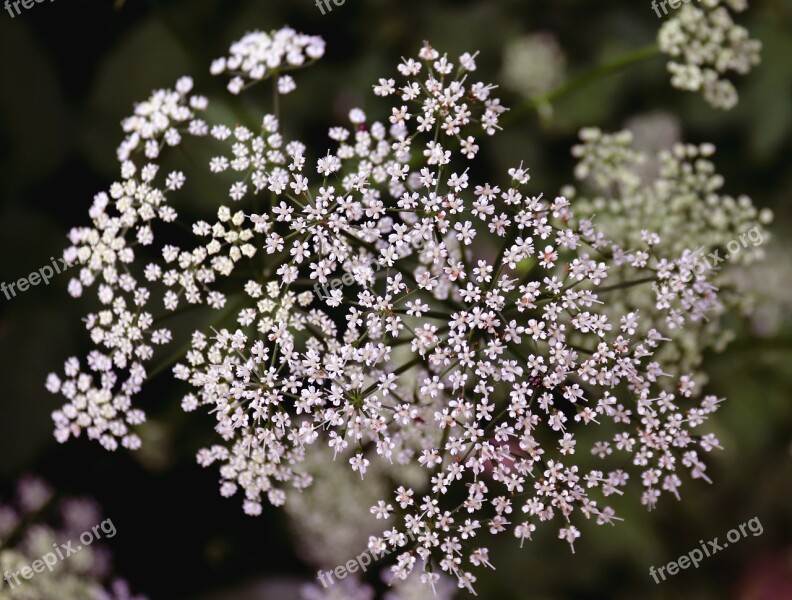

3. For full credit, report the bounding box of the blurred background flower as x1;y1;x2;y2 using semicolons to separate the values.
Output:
501;32;566;100
0;476;145;600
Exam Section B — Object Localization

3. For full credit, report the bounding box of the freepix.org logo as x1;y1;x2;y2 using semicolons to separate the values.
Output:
651;225;765;296
649;516;763;583
1;255;80;302
651;0;704;18
4;0;56;19
315;0;347;15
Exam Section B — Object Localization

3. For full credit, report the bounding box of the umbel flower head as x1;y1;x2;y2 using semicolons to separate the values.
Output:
47;27;768;593
658;0;761;109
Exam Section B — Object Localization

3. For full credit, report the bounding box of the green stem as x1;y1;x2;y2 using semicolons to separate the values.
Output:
505;44;661;124
595;275;658;294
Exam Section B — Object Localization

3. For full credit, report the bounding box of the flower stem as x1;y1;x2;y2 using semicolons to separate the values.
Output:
506;44;662;124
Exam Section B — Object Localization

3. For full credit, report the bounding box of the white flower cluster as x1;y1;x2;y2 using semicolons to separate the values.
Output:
210;28;326;95
48;28;769;594
177;42;506;516
565;127;771;371
0;477;144;600
658;0;761;109
47;77;210;451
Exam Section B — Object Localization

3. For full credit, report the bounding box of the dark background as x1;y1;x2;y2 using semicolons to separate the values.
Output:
0;0;791;598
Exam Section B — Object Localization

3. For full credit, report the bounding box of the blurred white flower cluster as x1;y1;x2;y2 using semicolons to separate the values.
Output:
285;447;406;568
730;241;792;336
564;127;772;371
501;33;566;100
47;27;770;594
0;477;144;600
658;0;761;109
